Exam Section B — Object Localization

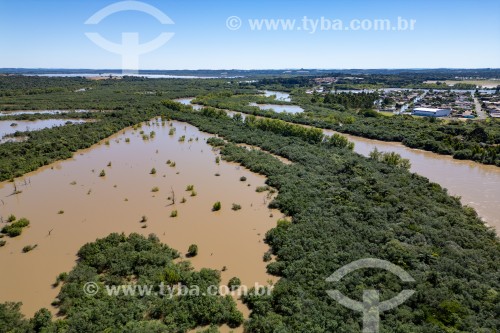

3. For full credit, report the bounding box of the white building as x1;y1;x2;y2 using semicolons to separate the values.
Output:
412;107;451;117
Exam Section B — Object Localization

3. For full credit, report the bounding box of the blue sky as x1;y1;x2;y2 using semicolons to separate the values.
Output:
0;0;499;69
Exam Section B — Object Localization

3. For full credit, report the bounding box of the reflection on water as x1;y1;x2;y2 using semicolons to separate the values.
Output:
261;90;291;102
0;118;280;323
249;102;304;114
175;98;203;110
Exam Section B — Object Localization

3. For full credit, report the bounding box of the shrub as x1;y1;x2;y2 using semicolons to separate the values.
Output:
178;135;186;142
170;210;178;218
53;272;68;287
15;218;30;228
231;203;242;211
263;251;272;262
0;240;6;247
215;156;220;164
107;161;112;167
7;214;16;222
2;217;30;237
227;277;241;291
151;187;160;192
239;176;247;182
277;219;291;228
186;185;194;191
99;170;106;177
4;227;22;237
181;197;187;203
207;137;226;147
22;244;37;253
212;201;221;211
187;244;198;257
58;210;64;215
169;128;176;135
191;190;197;197
150;168;157;175
256;186;270;193
140;215;148;223
125;138;130;143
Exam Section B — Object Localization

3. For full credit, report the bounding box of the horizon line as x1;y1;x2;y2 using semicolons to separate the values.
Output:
1;67;500;72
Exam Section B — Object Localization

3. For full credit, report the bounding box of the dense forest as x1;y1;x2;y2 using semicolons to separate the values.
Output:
0;75;253;111
0;76;499;332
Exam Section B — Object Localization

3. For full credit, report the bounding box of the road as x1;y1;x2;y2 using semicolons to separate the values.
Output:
473;95;487;119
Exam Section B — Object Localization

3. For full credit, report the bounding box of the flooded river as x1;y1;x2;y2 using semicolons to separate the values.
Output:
0;118;281;326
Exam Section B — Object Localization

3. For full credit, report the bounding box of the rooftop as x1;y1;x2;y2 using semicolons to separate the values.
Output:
413;107;449;112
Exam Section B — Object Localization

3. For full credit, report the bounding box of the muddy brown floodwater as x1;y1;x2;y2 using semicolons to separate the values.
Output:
0;118;283;332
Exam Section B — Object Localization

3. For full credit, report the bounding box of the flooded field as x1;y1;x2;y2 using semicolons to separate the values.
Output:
0;118;282;324
0;119;89;140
